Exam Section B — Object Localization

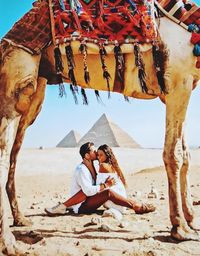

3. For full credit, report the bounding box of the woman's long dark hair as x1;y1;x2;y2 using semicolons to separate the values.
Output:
98;144;127;186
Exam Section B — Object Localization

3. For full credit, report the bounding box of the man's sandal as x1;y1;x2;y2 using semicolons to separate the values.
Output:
135;203;156;214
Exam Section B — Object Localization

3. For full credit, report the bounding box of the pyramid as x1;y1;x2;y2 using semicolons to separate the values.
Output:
57;130;81;148
78;114;141;148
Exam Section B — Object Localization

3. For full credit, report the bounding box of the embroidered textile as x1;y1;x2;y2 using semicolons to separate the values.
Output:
53;0;157;44
3;1;51;54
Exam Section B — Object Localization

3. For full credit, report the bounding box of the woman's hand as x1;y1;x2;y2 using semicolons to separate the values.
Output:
105;176;116;188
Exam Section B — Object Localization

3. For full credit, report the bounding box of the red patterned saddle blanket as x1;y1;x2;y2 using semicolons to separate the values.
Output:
2;0;200;55
3;1;51;54
3;0;158;54
53;0;157;44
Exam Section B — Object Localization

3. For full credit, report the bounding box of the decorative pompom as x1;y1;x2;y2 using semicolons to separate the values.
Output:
191;33;200;44
193;44;200;56
188;24;199;33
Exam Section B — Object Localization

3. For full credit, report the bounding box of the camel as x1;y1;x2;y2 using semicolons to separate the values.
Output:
0;0;200;254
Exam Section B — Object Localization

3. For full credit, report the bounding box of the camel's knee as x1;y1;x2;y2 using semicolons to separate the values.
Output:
6;178;13;194
163;146;184;171
15;77;37;114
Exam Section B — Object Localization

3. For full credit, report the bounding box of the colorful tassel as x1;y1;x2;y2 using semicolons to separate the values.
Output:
94;90;102;103
114;44;124;84
99;44;111;98
57;73;66;97
124;95;129;102
70;84;78;104
81;88;88;105
54;46;65;97
79;41;90;84
54;46;63;73
65;43;77;85
59;0;66;11
152;43;167;94
133;44;148;93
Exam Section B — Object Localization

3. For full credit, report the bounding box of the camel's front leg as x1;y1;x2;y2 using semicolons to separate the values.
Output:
6;77;47;226
163;75;199;241
180;135;200;230
0;117;21;255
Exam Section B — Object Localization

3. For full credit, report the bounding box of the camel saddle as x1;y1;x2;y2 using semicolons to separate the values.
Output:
3;0;158;54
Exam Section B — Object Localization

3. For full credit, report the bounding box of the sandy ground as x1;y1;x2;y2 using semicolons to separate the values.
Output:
7;148;200;255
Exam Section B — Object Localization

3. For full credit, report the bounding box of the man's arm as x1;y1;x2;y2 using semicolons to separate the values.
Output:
78;167;101;196
78;167;116;196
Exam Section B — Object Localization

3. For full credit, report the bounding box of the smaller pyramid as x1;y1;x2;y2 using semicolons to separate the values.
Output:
78;114;141;148
56;130;81;148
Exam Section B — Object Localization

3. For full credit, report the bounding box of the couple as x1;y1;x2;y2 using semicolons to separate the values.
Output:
45;142;155;217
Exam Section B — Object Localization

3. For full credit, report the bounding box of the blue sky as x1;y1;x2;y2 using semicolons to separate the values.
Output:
1;0;200;148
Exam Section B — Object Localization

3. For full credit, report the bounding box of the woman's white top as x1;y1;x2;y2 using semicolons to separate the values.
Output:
96;172;127;213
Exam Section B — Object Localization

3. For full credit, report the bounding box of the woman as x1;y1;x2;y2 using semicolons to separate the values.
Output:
96;144;127;217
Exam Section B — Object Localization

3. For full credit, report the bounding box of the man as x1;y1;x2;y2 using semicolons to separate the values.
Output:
45;142;156;215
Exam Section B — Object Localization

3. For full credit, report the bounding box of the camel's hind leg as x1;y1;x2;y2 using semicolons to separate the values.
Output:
180;134;200;230
6;77;47;227
163;75;199;241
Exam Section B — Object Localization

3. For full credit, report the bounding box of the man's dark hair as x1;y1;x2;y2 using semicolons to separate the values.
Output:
79;142;94;159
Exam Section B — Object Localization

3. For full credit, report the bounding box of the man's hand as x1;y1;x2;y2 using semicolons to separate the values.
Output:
83;159;93;169
105;176;116;188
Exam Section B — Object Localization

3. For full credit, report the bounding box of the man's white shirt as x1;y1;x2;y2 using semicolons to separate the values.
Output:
69;163;100;213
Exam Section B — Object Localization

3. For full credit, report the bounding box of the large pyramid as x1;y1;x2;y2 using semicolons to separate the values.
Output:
57;130;81;148
78;114;141;148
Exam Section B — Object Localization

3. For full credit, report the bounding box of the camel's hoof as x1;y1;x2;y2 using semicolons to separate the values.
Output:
188;218;200;231
2;246;23;256
171;225;200;241
14;217;32;227
0;231;20;256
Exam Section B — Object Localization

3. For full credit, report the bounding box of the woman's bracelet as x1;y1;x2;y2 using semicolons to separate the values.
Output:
101;183;107;189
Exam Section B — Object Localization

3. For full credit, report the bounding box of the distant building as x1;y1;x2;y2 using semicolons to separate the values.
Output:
56;130;81;148
78;114;141;148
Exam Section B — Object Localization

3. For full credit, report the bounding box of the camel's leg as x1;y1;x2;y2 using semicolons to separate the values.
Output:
0;46;40;254
0;117;21;255
6;77;47;227
180;135;200;230
163;75;199;241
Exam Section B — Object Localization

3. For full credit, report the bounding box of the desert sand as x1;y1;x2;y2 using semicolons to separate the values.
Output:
8;148;200;255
